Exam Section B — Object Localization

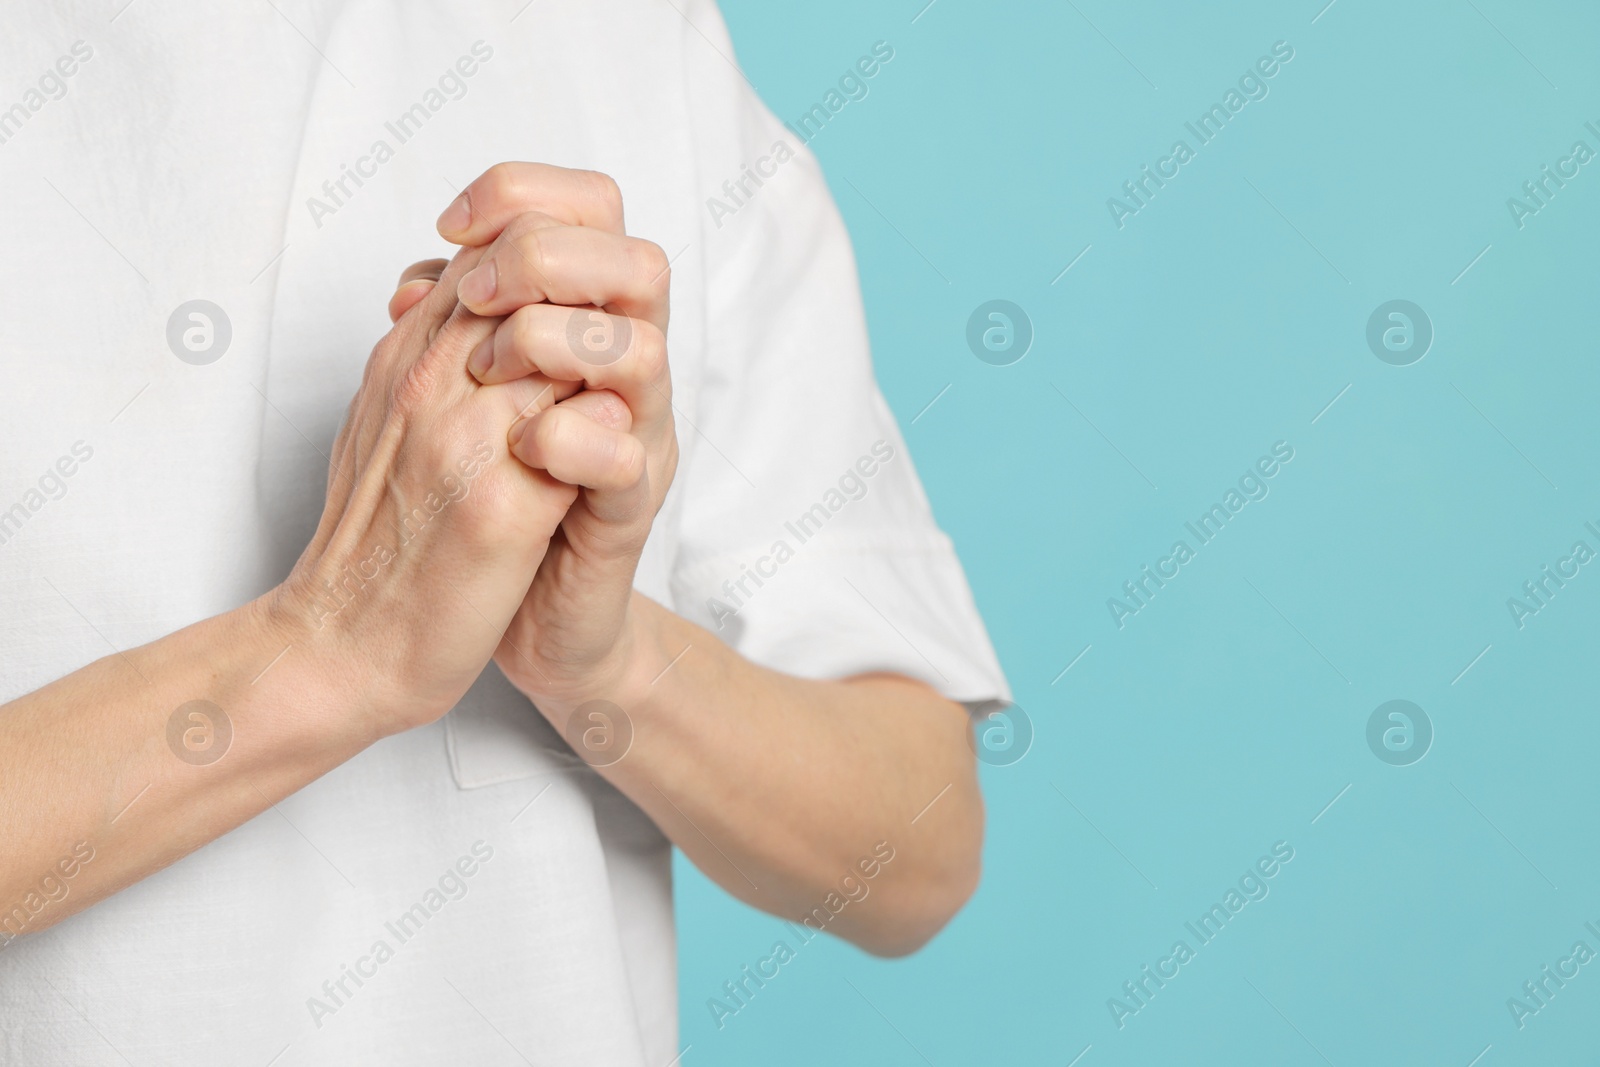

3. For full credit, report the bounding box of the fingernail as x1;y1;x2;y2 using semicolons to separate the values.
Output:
458;260;497;307
468;335;495;379
508;417;531;448
437;193;471;236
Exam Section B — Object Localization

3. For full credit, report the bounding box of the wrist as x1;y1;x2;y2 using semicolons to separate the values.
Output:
265;564;499;742
540;594;705;775
517;593;672;728
609;593;675;709
561;593;661;708
248;585;382;748
602;594;737;734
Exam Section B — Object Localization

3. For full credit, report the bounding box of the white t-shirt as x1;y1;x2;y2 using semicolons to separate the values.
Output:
0;2;1008;1064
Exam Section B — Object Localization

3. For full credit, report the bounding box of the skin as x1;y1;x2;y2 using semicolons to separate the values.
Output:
0;163;982;958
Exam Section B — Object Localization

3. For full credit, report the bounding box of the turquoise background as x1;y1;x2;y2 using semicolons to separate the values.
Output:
677;1;1600;1064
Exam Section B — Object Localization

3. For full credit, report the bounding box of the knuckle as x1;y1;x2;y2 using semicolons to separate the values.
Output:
507;309;541;368
513;226;555;289
629;322;668;379
615;437;648;485
582;169;624;222
424;305;481;366
363;332;414;401
630;239;670;282
390;358;436;417
481;162;521;205
531;407;574;457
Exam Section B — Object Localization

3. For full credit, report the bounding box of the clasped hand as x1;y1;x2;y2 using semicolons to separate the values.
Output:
276;163;676;736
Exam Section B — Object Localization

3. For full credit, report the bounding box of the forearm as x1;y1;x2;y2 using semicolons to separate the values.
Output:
582;594;983;956
0;595;367;943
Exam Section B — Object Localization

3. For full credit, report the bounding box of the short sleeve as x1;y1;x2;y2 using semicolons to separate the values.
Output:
666;7;1009;706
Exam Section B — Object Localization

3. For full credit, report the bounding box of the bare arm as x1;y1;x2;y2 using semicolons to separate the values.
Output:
0;599;359;944
598;594;982;957
0;200;606;943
